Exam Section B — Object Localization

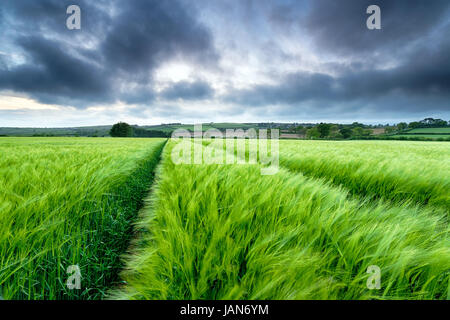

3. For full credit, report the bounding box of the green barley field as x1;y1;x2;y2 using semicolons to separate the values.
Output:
0;137;449;300
0;137;166;299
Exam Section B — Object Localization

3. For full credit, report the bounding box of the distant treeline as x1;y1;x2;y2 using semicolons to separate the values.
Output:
110;122;170;138
132;127;170;138
0;126;111;137
407;118;449;128
0;124;170;138
2;118;448;139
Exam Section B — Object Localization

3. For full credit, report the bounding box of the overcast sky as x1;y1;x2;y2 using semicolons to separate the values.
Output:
0;0;449;127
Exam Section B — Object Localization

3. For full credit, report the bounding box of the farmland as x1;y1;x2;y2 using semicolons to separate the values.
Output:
1;137;449;300
113;139;449;300
0;137;166;299
279;140;450;208
390;127;450;140
406;128;450;134
394;134;450;139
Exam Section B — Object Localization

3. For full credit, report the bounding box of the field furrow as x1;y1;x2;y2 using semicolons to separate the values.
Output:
112;140;449;300
0;137;167;299
279;140;450;210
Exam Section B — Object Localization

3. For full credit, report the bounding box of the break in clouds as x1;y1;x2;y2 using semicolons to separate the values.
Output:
0;0;449;125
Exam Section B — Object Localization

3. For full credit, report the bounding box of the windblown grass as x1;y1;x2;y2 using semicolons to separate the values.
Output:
279;140;450;209
112;140;449;300
0;137;166;299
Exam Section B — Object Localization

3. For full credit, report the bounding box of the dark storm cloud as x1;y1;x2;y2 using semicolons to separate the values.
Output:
303;0;450;55
222;0;450;117
0;36;112;106
0;0;216;108
160;81;214;101
1;0;449;122
227;72;335;106
102;1;216;76
227;37;450;114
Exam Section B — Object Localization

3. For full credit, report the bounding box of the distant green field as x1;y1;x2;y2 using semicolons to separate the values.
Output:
406;128;450;134
394;134;450;139
389;127;450;140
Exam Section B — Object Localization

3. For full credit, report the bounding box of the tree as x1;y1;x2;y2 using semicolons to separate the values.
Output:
435;119;448;127
352;127;364;136
339;127;353;139
306;127;320;139
316;123;332;138
351;122;365;128
133;127;169;137
110;122;133;137
329;124;339;133
419;118;448;127
409;121;420;129
397;122;408;131
295;125;306;134
384;126;395;134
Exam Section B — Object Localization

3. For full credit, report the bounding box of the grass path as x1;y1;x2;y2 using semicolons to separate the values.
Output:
112;140;449;300
0;138;167;299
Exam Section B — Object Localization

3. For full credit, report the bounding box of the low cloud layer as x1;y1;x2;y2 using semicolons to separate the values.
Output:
0;0;216;108
0;0;449;125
